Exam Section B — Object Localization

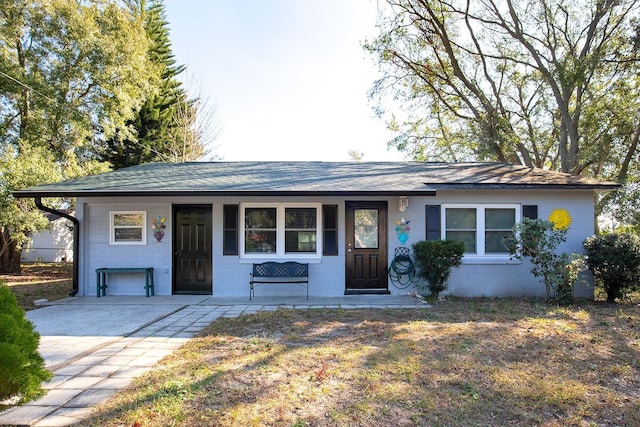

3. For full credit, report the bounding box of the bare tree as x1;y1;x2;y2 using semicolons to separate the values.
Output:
164;76;222;162
366;0;640;178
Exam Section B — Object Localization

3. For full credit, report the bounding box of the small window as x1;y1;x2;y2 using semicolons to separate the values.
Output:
485;208;515;253
245;207;277;253
445;208;477;253
110;211;146;245
354;209;379;248
285;207;317;253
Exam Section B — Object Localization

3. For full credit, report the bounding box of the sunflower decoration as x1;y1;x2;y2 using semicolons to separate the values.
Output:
548;208;572;230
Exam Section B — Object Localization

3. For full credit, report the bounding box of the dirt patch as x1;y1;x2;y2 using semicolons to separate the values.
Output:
1;262;73;311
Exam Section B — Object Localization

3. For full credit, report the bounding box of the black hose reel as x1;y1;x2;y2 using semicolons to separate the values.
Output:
388;247;421;289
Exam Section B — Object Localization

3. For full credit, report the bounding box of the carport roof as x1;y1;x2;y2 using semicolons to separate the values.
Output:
13;161;619;198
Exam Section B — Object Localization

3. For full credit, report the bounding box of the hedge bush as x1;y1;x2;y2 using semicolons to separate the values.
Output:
0;283;51;404
584;232;640;302
412;240;465;299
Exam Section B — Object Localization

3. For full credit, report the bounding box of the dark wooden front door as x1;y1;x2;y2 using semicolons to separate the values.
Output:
345;201;389;294
173;205;212;294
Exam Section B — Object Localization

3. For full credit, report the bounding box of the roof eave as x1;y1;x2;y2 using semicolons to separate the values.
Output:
426;183;620;191
13;189;439;198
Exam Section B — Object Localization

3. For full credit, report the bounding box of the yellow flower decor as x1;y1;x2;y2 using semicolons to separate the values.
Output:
548;208;572;230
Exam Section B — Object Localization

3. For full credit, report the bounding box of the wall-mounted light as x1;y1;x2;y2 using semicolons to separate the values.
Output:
398;196;409;212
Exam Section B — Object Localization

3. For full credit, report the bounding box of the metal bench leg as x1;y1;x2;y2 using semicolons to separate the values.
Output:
96;272;107;297
145;273;149;297
144;269;155;297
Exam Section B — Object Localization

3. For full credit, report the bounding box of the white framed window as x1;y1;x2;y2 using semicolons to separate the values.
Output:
240;203;322;258
442;204;519;257
110;211;147;245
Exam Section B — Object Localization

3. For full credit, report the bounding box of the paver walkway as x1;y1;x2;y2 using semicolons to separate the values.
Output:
0;296;427;426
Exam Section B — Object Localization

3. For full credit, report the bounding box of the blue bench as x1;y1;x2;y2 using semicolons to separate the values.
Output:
96;267;154;297
249;261;309;300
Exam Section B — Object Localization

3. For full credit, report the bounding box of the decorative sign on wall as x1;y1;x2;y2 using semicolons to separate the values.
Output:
152;216;167;242
548;208;572;230
395;217;411;244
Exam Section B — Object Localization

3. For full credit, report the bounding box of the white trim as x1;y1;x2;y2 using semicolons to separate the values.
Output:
238;258;323;264
109;211;147;245
441;204;520;259
240;203;323;259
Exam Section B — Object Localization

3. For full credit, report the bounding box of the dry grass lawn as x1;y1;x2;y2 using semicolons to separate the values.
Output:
3;265;638;425
82;299;640;427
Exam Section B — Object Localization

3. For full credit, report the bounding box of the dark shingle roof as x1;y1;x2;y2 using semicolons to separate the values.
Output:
13;161;619;198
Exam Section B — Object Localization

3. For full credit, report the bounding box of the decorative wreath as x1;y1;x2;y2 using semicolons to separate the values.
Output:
548;208;572;230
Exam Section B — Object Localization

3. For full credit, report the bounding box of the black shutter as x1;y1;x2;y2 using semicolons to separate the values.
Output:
223;205;238;255
425;205;441;240
323;205;338;255
523;205;538;219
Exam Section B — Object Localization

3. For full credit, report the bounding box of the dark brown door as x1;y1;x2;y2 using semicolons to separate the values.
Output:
173;205;212;294
345;201;389;294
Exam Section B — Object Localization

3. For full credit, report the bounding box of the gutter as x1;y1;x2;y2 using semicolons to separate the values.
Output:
13;189;440;198
34;197;79;296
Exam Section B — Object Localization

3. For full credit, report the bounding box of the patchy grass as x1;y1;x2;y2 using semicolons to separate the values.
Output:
1;262;73;311
2;267;638;424
82;299;640;427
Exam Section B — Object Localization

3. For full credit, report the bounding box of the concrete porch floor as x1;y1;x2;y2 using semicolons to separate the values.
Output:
44;293;423;307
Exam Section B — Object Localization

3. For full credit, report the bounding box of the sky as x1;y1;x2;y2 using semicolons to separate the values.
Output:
163;0;405;162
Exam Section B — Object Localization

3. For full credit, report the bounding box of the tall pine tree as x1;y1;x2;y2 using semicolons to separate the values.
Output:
102;0;201;168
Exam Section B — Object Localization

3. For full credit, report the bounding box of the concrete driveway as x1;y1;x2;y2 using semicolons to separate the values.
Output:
25;296;210;369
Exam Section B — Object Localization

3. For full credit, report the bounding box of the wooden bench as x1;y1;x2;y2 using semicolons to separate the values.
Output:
249;261;309;300
96;267;154;297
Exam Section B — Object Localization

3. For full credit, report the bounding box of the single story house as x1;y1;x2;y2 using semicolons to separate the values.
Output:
22;212;74;263
14;161;619;299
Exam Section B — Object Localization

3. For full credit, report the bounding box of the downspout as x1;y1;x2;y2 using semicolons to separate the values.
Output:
34;197;79;296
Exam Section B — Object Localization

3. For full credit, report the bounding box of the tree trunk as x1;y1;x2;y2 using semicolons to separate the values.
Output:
0;228;22;274
617;111;640;184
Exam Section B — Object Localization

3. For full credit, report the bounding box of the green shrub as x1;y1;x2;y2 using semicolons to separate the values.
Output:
614;224;640;235
412;240;465;299
0;283;51;404
583;232;640;302
505;218;577;303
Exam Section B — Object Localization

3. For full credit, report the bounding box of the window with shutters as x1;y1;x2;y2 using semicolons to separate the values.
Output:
240;203;321;258
442;204;519;257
